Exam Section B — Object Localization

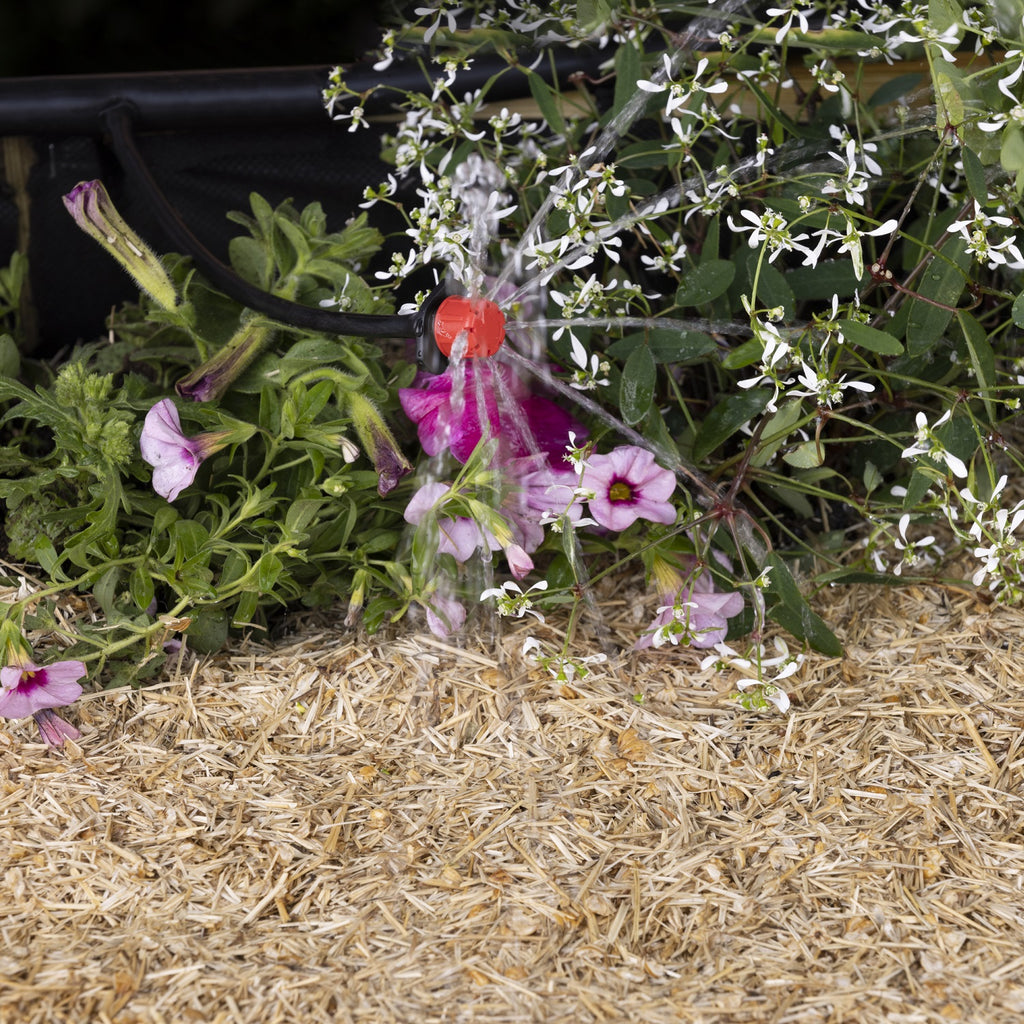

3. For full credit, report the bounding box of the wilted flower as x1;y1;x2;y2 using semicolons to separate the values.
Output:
345;392;412;496
176;320;275;402
62;180;178;311
32;708;82;748
140;399;235;501
581;446;676;531
423;590;466;638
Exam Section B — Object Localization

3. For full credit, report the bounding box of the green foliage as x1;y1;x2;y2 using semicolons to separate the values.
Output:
0;197;409;680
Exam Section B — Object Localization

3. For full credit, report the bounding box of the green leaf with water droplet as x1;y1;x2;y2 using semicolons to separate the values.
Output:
676;260;735;307
906;235;971;356
619;344;656;426
607;328;717;363
838;319;903;355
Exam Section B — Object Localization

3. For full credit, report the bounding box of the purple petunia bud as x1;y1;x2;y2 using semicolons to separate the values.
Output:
346;392;412;496
176;320;275;402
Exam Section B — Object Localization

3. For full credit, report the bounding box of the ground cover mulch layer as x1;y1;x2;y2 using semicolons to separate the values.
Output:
2;577;1024;1023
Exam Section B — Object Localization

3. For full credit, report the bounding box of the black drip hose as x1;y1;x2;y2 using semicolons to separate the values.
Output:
100;100;419;341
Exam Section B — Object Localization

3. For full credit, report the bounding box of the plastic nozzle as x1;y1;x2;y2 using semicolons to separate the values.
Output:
432;295;506;359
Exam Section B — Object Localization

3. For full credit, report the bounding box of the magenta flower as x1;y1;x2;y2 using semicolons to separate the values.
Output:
0;656;86;730
399;363;585;465
582;446;676;531
140;398;230;501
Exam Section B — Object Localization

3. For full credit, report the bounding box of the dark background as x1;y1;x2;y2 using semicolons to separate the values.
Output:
0;1;403;353
0;0;388;75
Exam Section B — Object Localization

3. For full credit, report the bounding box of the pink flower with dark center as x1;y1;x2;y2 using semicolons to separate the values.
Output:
399;363;585;465
0;657;86;718
140;399;230;501
582;446;676;531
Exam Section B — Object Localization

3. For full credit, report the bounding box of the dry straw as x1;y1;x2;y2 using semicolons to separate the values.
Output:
3;574;1024;1023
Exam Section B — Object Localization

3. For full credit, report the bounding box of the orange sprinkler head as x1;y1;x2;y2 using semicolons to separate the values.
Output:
432;295;506;359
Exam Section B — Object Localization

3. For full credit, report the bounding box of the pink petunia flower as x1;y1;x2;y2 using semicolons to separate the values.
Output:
140;399;231;501
582;446;676;531
0;656;86;747
399;363;585;465
423;591;467;638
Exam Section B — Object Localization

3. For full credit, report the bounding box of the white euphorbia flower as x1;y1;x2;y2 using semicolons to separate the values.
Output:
901;410;969;478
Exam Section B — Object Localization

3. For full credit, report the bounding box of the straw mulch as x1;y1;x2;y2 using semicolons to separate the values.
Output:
3;576;1024;1024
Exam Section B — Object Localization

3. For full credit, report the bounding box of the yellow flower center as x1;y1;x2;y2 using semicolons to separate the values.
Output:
609;481;633;503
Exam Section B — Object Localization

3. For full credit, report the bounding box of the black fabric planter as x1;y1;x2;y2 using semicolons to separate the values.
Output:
0;52;605;354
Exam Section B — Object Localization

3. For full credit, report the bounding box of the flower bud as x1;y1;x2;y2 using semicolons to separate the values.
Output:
176;320;275;402
63;180;178;311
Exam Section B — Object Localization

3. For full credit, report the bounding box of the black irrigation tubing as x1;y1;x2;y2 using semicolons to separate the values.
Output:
100;101;419;340
0;52;607;132
0;51;606;347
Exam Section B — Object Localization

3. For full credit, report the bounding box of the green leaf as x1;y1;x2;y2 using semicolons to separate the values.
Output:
905;236;972;355
693;388;772;462
1013;290;1024;329
613;41;642;118
256;552;284;592
129;565;155;612
961;146;988;205
607;328;718;363
783;261;861;302
838;319;904;355
743;254;796;319
619;345;656;426
958;310;996;423
782;439;825;468
676;260;736;307
764;553;843;656
526;70;566;134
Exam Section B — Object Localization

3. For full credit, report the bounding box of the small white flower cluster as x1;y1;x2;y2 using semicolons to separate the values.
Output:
701;637;802;713
862;513;943;577
521;635;608;682
637;55;731;157
900;410;969;479
949;207;1024;271
480;579;548;620
953;476;1024;602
